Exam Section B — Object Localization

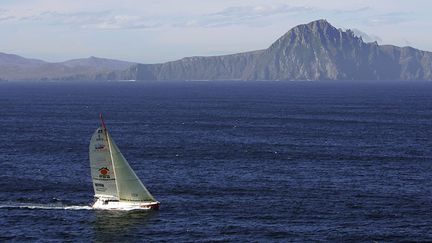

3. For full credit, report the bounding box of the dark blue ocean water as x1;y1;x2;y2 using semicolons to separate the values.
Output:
1;81;432;242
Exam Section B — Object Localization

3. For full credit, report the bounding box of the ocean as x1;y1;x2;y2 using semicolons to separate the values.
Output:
1;81;432;241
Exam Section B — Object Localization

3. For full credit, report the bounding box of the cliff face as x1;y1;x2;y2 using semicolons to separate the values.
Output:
246;20;432;81
125;19;432;81
120;50;264;81
245;20;378;80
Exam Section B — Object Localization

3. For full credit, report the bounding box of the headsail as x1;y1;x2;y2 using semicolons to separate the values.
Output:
89;127;118;199
107;132;156;202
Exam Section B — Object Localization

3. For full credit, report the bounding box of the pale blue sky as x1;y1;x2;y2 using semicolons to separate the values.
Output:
0;0;430;63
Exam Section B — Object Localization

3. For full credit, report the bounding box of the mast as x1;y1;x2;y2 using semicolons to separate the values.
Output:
100;113;107;130
100;113;120;200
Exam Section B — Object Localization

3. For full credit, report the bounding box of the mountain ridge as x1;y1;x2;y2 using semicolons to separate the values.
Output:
1;19;431;81
117;19;432;81
0;54;136;81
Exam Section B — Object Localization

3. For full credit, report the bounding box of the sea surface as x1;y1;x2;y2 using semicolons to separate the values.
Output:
0;81;432;242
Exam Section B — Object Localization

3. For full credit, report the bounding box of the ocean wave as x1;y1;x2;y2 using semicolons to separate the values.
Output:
0;202;92;210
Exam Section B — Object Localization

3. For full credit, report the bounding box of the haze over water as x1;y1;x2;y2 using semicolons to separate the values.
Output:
1;81;432;241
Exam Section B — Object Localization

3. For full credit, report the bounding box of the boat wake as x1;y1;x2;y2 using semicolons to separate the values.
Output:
0;202;92;210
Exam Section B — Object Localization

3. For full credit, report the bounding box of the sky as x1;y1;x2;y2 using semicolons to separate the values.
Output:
0;0;430;63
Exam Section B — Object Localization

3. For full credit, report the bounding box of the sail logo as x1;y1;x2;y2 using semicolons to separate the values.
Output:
95;183;106;192
96;134;104;141
95;144;106;150
99;167;111;179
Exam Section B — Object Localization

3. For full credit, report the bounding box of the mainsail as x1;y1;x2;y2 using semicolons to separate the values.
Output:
89;118;156;202
89;127;118;199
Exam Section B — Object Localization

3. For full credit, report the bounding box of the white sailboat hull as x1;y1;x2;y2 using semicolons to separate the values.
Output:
92;198;160;211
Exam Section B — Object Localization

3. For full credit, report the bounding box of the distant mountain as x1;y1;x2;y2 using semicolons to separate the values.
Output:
1;19;431;81
117;50;265;81
0;52;46;67
246;20;432;80
122;20;432;81
61;56;135;71
0;55;135;81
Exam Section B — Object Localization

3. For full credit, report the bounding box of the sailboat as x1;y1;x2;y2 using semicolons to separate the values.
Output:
89;114;160;210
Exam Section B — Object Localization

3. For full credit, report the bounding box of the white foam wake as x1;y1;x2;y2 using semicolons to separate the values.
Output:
0;203;92;210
